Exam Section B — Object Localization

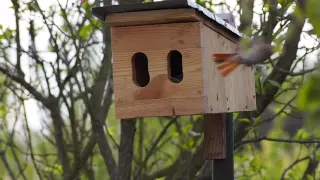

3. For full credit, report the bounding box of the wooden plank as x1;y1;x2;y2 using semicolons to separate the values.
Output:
200;23;256;113
113;48;204;99
204;114;226;159
115;97;205;119
106;8;199;27
112;46;205;119
104;8;239;43
111;22;201;53
195;11;239;43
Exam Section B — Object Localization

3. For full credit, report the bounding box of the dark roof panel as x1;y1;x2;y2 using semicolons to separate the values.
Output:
92;0;242;37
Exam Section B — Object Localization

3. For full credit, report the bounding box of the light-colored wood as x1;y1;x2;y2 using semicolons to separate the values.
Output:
112;22;205;119
113;48;203;100
113;48;205;118
106;8;239;43
111;22;201;53
195;11;239;43
116;97;205;119
204;114;226;159
200;24;256;113
110;21;255;119
106;8;199;27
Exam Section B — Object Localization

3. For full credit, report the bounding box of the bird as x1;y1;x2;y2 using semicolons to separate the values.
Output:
212;36;274;77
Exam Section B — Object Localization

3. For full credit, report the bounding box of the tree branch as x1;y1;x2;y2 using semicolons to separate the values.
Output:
134;117;178;180
0;63;48;105
0;151;15;179
63;134;97;180
11;0;24;77
235;136;320;149
48;98;70;173
234;1;307;147
281;155;310;180
118;119;137;180
22;101;43;180
238;0;254;33
142;117;204;179
87;0;118;176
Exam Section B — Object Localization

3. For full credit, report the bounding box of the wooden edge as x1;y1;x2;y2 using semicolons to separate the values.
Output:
105;8;199;27
203;113;226;160
105;7;239;43
195;11;239;43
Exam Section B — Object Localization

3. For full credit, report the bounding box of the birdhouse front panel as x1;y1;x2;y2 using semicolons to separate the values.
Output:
112;22;207;119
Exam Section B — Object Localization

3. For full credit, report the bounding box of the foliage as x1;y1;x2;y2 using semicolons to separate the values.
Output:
306;0;320;36
0;0;319;179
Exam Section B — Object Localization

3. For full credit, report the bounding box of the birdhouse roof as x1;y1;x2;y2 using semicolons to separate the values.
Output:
92;0;242;38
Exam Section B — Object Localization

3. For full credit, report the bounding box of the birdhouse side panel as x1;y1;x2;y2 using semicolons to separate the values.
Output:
111;22;207;119
200;24;256;113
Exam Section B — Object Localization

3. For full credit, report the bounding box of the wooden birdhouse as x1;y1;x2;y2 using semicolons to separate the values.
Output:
92;0;256;119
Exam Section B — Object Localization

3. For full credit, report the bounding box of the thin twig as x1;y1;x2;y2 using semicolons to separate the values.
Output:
22;100;43;179
134;117;178;180
236;137;320;149
280;154;310;179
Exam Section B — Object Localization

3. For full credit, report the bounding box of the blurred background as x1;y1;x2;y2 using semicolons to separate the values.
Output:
0;0;319;179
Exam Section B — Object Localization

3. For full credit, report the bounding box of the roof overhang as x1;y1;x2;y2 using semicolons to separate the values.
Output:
92;0;243;39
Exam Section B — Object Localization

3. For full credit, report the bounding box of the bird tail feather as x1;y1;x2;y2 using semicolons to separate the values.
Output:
212;53;240;77
218;62;240;77
212;53;238;62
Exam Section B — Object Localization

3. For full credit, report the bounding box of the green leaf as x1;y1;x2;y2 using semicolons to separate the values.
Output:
233;112;239;119
48;45;55;52
0;105;5;117
315;151;320;160
79;25;93;38
182;139;195;149
181;124;192;133
295;129;312;140
306;175;314;180
297;74;320;111
254;116;261;124
239;118;251;124
107;127;115;137
169;132;179;137
306;0;320;36
278;0;287;6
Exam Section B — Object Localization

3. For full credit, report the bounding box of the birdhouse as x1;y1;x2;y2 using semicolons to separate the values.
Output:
92;0;256;119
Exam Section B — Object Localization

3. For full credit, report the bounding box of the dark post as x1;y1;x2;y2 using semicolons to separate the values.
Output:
204;113;234;180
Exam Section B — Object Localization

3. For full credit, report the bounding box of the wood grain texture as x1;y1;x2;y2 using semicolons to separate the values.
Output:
105;8;238;43
200;24;256;114
106;8;199;27
112;22;205;119
116;97;205;119
204;113;226;159
195;11;239;43
111;22;201;53
110;21;255;119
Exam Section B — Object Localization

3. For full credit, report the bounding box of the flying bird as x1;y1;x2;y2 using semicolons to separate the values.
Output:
212;36;274;77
